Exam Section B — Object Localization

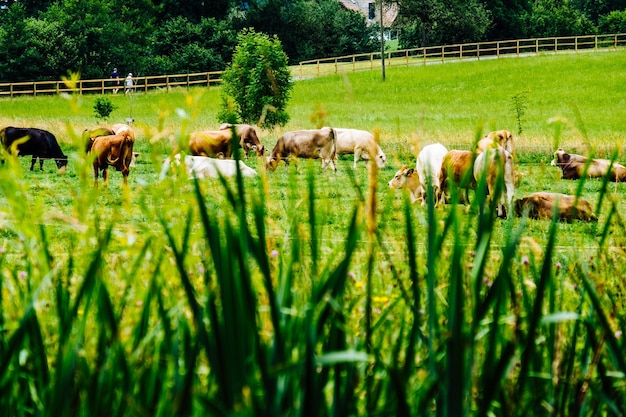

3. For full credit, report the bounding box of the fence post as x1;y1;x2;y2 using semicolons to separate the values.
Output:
33;82;36;97
335;58;338;74
352;55;356;73
534;39;537;55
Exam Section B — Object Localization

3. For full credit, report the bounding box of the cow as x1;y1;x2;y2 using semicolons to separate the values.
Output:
189;129;234;159
387;166;421;203
515;192;597;222
332;128;386;169
83;124;134;153
266;127;337;172
219;123;265;158
437;150;476;206
476;130;514;155
160;153;257;180
473;145;515;218
0;126;68;172
415;143;448;204
551;148;626;181
90;131;135;187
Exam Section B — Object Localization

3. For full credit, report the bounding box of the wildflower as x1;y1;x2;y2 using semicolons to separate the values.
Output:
521;255;529;266
18;271;27;279
0;247;5;254
616;330;622;339
271;250;279;258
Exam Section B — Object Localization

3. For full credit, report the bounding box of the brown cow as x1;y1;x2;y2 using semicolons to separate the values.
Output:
515;192;597;222
219;123;265;158
83;127;115;153
189;129;233;159
90;131;135;187
551;148;626;181
437;150;476;205
266;127;337;172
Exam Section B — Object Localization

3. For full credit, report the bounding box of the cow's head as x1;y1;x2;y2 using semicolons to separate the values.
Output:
388;166;412;189
266;156;279;171
376;150;387;168
56;157;68;171
551;148;569;166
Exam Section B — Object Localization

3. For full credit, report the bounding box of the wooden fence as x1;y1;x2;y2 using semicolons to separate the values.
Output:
0;71;223;98
297;33;626;79
2;33;625;97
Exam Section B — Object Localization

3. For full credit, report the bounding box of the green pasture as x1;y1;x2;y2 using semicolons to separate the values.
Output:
1;50;626;415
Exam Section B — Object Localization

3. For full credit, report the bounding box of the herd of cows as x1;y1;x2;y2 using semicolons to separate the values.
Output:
1;122;625;223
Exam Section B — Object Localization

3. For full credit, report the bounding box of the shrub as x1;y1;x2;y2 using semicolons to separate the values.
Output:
93;96;117;120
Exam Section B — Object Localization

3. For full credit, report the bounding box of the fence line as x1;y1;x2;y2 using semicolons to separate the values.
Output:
298;33;626;79
0;71;224;98
1;33;625;97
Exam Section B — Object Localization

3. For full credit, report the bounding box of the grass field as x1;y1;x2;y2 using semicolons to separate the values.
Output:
1;50;626;415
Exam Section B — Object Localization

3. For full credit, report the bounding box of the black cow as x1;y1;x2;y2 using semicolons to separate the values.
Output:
0;126;68;171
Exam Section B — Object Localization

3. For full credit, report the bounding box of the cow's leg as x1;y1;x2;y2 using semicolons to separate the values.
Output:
93;165;99;187
30;156;36;170
39;158;44;171
102;168;108;187
353;150;360;169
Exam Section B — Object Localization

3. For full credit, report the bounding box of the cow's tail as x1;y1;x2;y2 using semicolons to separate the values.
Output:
330;127;337;171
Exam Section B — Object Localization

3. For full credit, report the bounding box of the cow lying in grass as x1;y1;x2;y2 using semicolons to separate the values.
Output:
160;153;257;180
552;148;626;181
515;192;597;222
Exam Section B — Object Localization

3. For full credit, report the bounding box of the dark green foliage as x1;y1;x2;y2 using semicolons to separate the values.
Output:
219;29;292;128
93;96;117;120
598;10;626;34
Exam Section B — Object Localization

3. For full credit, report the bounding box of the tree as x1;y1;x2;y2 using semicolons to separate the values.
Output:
480;0;532;40
598;10;626;33
395;0;491;48
219;29;292;129
520;0;596;38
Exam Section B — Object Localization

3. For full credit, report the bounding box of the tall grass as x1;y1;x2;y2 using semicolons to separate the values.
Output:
1;50;626;415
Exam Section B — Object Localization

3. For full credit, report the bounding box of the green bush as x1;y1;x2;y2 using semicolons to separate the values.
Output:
218;28;292;128
93;96;117;120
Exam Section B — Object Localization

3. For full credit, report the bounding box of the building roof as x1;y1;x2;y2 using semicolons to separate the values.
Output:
337;0;398;27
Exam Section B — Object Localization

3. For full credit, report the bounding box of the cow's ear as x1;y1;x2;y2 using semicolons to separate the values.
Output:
406;168;415;176
562;153;570;162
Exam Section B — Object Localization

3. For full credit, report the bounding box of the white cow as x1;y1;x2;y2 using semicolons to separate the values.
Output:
160;154;257;180
333;128;386;169
415;143;448;204
473;145;515;218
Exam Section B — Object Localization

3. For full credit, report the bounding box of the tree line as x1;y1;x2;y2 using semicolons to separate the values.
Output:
0;0;625;83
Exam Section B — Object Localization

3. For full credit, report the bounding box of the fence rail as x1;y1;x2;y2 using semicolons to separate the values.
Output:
0;71;224;98
297;33;626;79
2;34;625;97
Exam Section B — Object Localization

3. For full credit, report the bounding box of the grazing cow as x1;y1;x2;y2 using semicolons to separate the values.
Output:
160;153;257;180
387;166;421;203
219;123;265;158
189;129;234;159
90;131;135;187
473;146;515;218
332;128;386;168
551;148;626;181
476;130;514;155
438;150;476;205
515;192;597;222
0;126;68;172
266;127;337;172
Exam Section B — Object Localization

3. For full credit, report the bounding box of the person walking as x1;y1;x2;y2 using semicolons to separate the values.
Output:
125;73;133;94
110;67;120;94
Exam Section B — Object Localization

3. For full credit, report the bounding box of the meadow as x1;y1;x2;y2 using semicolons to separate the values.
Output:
1;50;626;416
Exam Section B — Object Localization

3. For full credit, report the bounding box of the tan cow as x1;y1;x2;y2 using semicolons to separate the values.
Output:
83;127;115;153
515;192;597;222
333;128;386;168
476;130;514;155
266;127;337;171
473;146;515;218
437;150;476;205
219;123;265;158
387;166;421;203
551;148;626;181
90;131;135;187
